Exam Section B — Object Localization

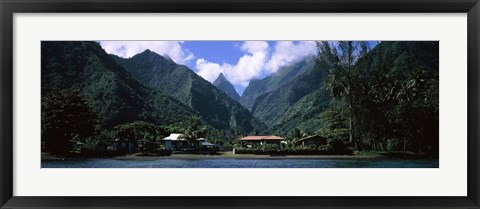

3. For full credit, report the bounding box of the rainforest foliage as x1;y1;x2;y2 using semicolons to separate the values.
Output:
41;41;438;155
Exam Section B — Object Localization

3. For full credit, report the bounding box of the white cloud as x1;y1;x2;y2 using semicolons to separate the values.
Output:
195;58;228;83
195;41;317;93
264;41;317;73
98;41;194;65
97;40;317;94
196;41;269;88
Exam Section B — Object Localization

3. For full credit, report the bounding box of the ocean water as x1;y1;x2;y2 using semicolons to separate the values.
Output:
42;157;439;168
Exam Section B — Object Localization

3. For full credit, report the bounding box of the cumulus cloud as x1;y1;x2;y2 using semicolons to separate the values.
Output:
196;41;269;88
98;41;194;65
195;58;229;84
265;41;317;73
195;41;317;92
102;41;318;94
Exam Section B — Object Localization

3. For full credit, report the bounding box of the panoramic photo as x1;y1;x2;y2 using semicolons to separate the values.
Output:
41;40;439;168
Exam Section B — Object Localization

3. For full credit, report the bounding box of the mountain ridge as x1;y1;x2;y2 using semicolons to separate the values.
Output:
240;57;330;128
213;73;241;102
41;41;198;128
111;50;267;132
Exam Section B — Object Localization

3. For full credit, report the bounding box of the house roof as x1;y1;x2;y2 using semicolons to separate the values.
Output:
163;133;183;141
297;135;326;142
239;135;284;141
201;141;217;146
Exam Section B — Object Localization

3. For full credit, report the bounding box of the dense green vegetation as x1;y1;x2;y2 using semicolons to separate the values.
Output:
317;41;370;143
241;41;438;154
41;88;97;154
213;73;241;102
281;41;437;153
182;116;209;147
115;121;168;142
272;89;331;136
42;41;197;129
234;146;351;155
241;57;330;128
346;41;439;152
240;57;323;111
41;41;438;157
112;50;266;133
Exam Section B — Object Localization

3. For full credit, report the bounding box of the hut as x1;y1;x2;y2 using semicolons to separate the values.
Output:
238;135;285;148
297;135;327;148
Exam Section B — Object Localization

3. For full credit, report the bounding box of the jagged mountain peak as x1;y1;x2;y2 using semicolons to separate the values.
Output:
41;41;197;128
217;72;227;80
112;52;266;132
213;73;241;102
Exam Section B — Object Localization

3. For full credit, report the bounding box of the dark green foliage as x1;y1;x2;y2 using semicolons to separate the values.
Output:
351;41;439;153
318;106;349;146
240;57;317;111
317;41;370;143
287;128;308;141
183;116;208;146
205;129;230;146
313;41;439;153
112;50;266;133
213;73;241;102
41;41;439;157
113;121;171;154
115;121;167;142
41;41;197;128
242;57;330;128
234;147;352;155
82;130;115;152
283;128;309;148
272;89;331;135
41;88;97;153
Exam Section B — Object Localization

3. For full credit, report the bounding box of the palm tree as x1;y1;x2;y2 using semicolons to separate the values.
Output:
183;116;208;148
286;128;308;148
316;41;370;144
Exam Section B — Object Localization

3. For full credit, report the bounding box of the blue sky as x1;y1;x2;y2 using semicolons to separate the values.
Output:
99;41;378;95
181;41;245;66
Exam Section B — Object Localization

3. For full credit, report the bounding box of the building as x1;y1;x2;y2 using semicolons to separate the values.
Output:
238;135;285;148
163;134;217;151
196;138;217;148
108;138;137;152
107;133;217;153
297;135;327;148
163;133;188;150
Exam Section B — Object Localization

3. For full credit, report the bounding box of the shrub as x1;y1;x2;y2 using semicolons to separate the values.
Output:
234;147;352;155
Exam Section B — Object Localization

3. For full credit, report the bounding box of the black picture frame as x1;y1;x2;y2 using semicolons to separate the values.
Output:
1;0;479;208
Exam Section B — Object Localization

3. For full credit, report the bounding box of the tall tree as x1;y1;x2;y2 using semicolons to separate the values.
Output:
316;41;370;144
351;41;439;153
115;121;164;142
41;88;97;154
183;116;208;147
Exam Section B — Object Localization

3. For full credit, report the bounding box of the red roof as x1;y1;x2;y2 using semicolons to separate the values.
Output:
239;135;284;141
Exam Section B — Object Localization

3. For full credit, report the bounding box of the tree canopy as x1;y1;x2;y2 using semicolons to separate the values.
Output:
41;88;97;153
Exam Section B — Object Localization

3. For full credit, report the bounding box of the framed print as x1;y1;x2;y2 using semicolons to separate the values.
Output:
1;0;479;208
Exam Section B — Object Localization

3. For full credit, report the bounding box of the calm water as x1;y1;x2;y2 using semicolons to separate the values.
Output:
42;158;439;168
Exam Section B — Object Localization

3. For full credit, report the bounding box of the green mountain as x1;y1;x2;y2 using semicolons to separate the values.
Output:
41;41;198;128
240;57;317;111
271;89;330;135
351;41;439;151
112;50;266;132
213;73;241;102
275;41;439;143
240;57;330;128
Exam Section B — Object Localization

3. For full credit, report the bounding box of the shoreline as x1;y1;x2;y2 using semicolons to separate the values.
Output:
42;151;437;161
113;154;382;160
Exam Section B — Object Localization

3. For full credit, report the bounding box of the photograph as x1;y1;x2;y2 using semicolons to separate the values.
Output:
40;40;439;168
